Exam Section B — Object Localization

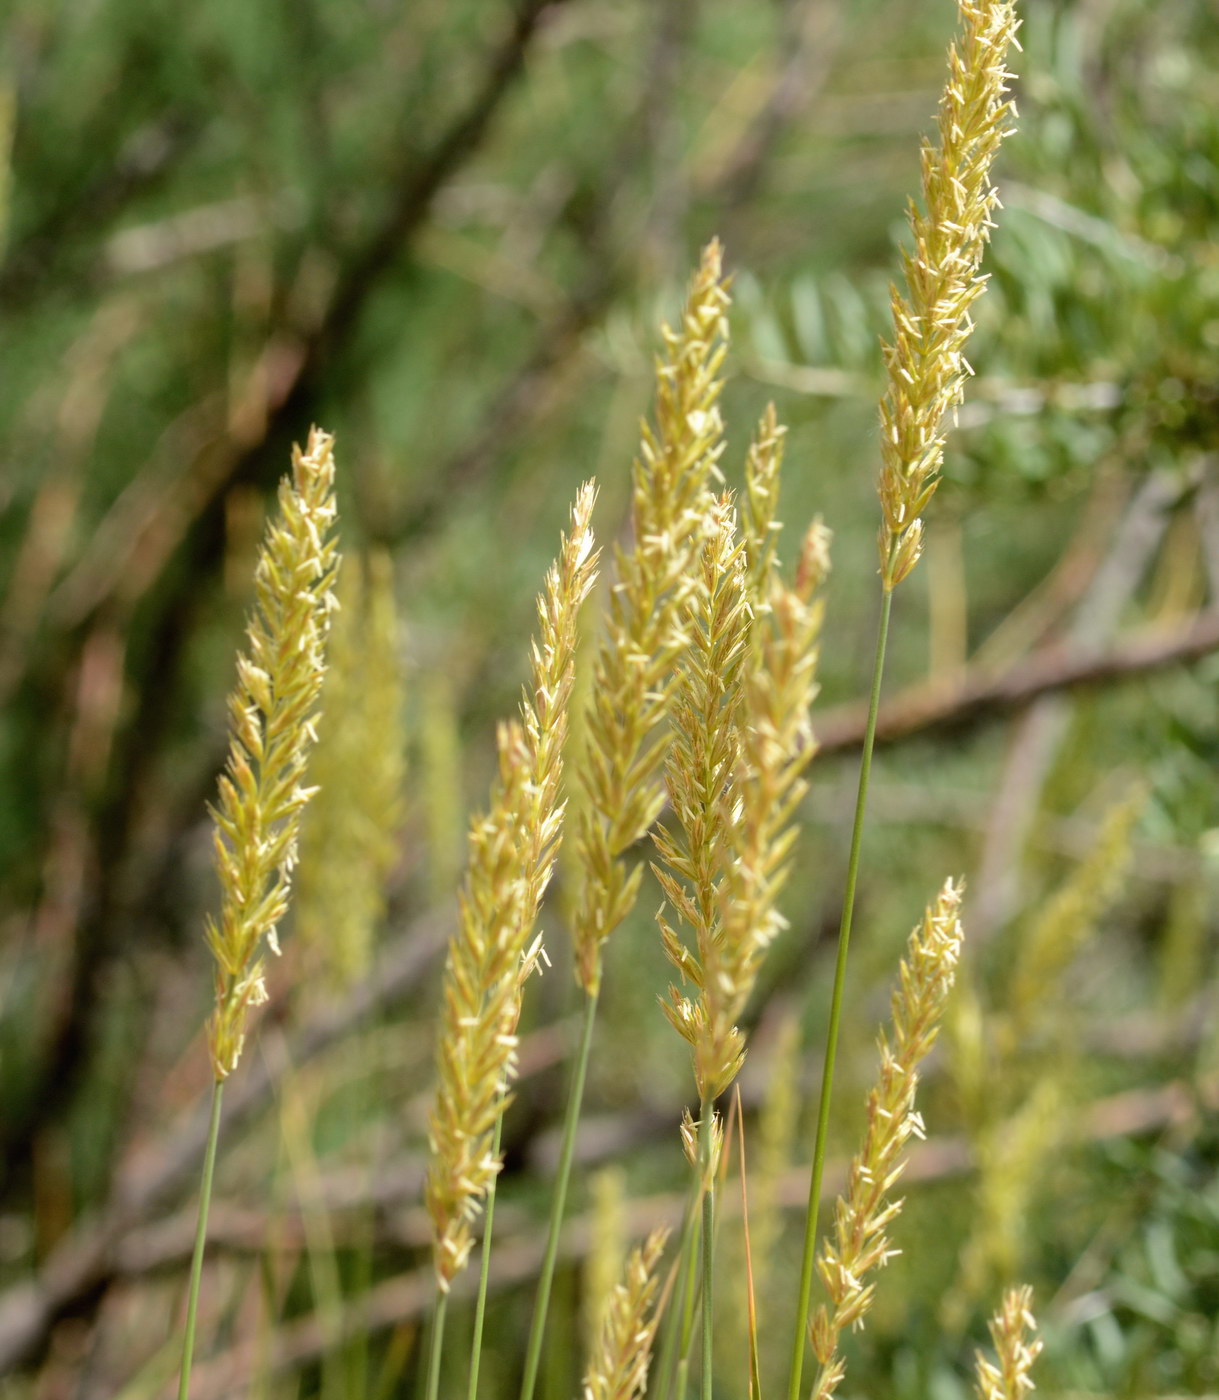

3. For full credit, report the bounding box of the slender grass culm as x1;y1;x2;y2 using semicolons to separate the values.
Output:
786;4;1021;1396
177;428;341;1399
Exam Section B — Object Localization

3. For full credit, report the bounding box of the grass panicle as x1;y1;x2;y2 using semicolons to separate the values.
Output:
572;241;732;996
878;0;1020;590
297;549;405;984
808;879;965;1400
205;426;341;1082
425;484;599;1290
654;494;753;1102
581;1228;672;1400
974;1286;1043;1400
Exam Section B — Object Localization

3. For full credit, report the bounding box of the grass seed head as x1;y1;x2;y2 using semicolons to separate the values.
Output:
206;427;340;1081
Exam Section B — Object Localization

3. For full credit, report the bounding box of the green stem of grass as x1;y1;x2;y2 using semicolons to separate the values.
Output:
785;584;893;1400
698;1098;714;1400
425;1286;449;1400
177;1078;224;1400
654;1196;699;1400
467;1101;505;1400
519;987;599;1400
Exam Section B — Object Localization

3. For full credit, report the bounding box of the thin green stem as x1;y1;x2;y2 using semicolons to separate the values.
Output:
177;1079;224;1400
655;1197;699;1400
673;1208;702;1400
425;1286;449;1400
467;1101;505;1400
785;585;894;1400
699;1098;714;1400
519;988;600;1400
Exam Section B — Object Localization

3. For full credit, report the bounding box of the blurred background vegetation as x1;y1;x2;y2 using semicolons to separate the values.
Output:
1;0;1218;1395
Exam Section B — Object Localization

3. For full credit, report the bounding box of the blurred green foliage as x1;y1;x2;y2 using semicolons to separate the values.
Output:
1;0;1218;1395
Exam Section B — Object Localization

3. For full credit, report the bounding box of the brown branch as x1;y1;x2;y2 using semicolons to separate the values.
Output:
815;610;1219;755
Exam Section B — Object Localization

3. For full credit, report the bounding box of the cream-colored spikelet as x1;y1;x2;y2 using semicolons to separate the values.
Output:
655;420;829;1102
581;1227;671;1400
653;495;752;1098
808;879;964;1400
974;1286;1043;1400
573;241;731;996
425;485;598;1290
296;549;405;984
878;0;1020;590
712;506;829;1090
205;428;340;1081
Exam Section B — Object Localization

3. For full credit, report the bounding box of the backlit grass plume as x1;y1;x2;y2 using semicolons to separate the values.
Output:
572;241;731;996
878;0;1020;590
205;427;340;1081
974;1286;1043;1400
581;1228;671;1400
425;484;598;1291
297;549;405;985
808;880;964;1400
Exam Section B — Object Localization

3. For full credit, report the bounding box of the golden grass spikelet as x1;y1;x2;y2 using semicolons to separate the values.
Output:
573;241;731;995
974;1285;1043;1400
654;495;752;1097
808;879;965;1400
425;485;599;1289
878;0;1020;590
205;427;340;1081
655;441;829;1101
582;1227;671;1400
297;549;405;985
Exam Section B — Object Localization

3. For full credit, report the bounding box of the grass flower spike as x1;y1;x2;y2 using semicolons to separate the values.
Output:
425;484;598;1291
573;241;731;996
808;879;964;1400
878;0;1020;589
205;427;340;1081
974;1286;1043;1400
581;1228;671;1400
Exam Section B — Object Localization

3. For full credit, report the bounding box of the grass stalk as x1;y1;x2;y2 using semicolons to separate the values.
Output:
425;1286;449;1400
785;585;893;1400
654;1199;699;1400
176;1079;224;1400
519;986;599;1400
698;1099;715;1400
467;1103;505;1400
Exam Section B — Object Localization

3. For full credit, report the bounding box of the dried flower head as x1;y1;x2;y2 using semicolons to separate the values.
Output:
974;1286;1043;1400
582;1228;671;1400
425;485;598;1289
808;879;965;1400
878;0;1020;589
205;427;340;1081
573;241;731;996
